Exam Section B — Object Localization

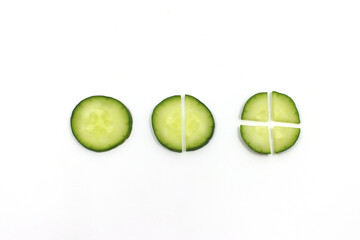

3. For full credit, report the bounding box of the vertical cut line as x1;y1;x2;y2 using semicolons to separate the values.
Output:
268;126;274;155
268;91;272;122
181;94;186;152
268;91;274;154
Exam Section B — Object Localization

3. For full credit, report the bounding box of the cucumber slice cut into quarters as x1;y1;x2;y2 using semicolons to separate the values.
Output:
240;91;301;154
272;91;300;123
273;127;300;153
240;125;270;154
71;96;132;152
241;92;268;122
152;95;182;152
185;95;215;151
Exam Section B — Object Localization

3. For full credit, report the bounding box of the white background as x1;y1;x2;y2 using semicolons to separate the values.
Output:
1;0;360;239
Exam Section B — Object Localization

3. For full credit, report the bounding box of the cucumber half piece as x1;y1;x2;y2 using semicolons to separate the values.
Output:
185;94;215;151
240;91;301;154
152;95;182;152
71;96;132;152
151;94;215;152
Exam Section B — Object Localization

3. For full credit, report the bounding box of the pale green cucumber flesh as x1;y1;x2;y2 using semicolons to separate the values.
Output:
272;91;300;123
241;92;268;122
185;95;215;151
240;125;270;154
152;95;182;152
273;126;300;153
71;96;132;152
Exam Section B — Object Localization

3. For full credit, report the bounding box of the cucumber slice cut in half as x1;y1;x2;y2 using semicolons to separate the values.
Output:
273;126;300;153
151;94;215;152
241;92;268;122
240;125;271;154
71;96;132;152
151;95;182;152
185;94;215;151
272;91;300;123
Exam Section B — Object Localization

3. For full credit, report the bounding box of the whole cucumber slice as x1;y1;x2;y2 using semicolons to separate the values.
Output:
71;96;132;152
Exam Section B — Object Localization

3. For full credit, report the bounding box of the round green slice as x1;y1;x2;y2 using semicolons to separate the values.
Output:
240;125;270;154
272;91;300;123
71;96;132;152
152;95;182;152
185;94;215;151
241;92;269;122
273;126;300;153
240;91;301;154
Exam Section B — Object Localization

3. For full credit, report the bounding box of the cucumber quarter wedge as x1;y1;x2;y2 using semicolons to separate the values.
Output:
240;125;270;154
151;95;182;152
185;95;215;151
151;95;215;152
71;96;132;152
273;127;300;153
272;91;300;123
241;92;268;122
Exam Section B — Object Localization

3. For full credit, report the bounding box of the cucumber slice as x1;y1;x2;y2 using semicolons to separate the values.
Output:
273;127;300;153
71;96;132;152
240;91;301;154
185;94;215;151
272;91;300;123
240;125;270;154
151;95;215;152
151;95;182;152
241;92;268;122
